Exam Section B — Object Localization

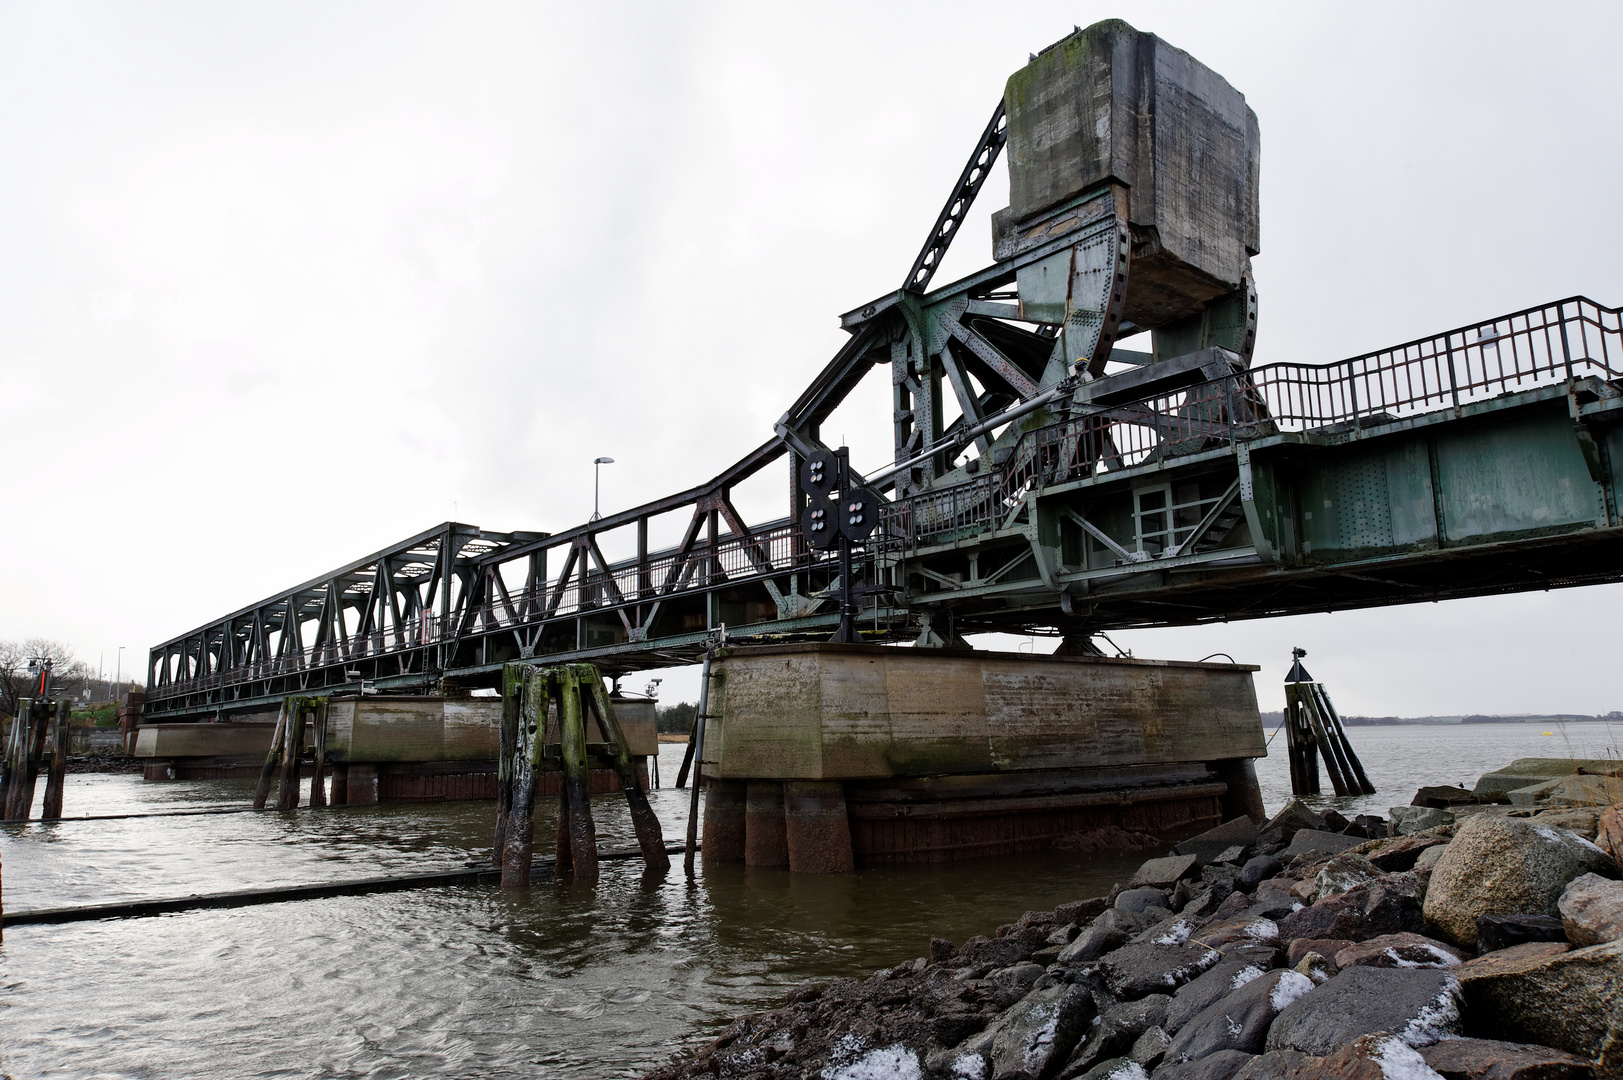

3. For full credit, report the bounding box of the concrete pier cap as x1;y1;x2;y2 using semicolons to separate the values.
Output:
700;643;1265;872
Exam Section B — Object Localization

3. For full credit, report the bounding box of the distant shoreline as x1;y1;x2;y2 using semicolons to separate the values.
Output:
1261;712;1620;728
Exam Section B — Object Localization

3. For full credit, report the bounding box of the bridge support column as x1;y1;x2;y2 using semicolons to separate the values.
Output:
745;780;789;867
329;764;349;806
344;764;378;805
785;781;854;874
1208;757;1266;823
702;779;747;865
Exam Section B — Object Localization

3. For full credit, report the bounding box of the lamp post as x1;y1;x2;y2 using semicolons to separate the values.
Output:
592;456;615;521
115;646;124;702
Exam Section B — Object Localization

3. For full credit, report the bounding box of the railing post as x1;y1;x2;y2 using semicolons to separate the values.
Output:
1443;334;1461;409
1346;361;1360;427
1558;304;1576;382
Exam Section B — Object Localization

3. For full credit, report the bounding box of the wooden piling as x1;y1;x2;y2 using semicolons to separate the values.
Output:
493;663;524;867
500;667;544;887
556;668;598;881
1312;683;1376;795
0;698;27;820
579;667;669;873
309;700;329;808
40;700;69;821
684;649;714;874
1302;689;1352;796
4;699;49;822
275;700;306;811
1283;686;1321;797
252;702;288;810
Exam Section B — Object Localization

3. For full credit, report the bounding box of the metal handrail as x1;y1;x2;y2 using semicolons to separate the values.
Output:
887;296;1622;544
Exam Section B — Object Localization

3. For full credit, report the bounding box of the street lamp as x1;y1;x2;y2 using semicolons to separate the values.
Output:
115;646;124;702
592;456;615;521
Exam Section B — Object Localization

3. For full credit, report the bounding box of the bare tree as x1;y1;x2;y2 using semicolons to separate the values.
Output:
0;639;92;717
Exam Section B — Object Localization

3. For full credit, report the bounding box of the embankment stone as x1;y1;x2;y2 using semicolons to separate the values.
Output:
1474;915;1567;954
1265;967;1463;1055
1559;872;1623;946
1279;873;1426;943
1133;855;1200;888
1315;853;1380;898
1352;834;1450;873
1119;887;1174;914
1164;959;1270;1034
1175;817;1261;864
1456;937;1623;1069
1288;939;1353;967
1232;1050;1317;1080
1390;807;1454;835
1164;969;1315;1063
1192;915;1279;950
1151;1049;1255;1080
1419;1037;1596;1080
1283;830;1365;861
1297;1034;1446;1080
1331;932;1467;970
988;982;1097;1079
1098;942;1222;999
1243;856;1284;887
1422;813;1617;948
1064;995;1174;1077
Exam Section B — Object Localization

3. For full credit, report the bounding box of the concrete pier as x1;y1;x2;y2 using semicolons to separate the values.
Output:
133;694;657;802
701;644;1265;869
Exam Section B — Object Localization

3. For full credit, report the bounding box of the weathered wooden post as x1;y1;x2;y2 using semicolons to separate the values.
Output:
492;662;524;867
276;698;307;811
683;649;715;875
4;699;51;821
0;699;25;818
308;699;329;808
40;699;70;820
556;666;599;881
1;698;31;820
578;664;668;873
252;701;289;809
500;665;546;886
497;660;664;886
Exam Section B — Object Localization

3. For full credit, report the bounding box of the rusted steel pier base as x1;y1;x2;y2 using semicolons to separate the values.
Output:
699;644;1266;872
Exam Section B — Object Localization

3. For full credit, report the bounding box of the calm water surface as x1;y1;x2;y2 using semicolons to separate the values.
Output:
2;724;1618;1078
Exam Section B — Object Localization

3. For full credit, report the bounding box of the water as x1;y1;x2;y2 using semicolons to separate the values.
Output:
3;725;1619;1078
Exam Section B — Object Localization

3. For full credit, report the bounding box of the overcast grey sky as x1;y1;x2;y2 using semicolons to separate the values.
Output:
1;1;1619;715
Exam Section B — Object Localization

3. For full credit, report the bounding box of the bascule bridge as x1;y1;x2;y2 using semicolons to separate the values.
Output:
136;21;1623;868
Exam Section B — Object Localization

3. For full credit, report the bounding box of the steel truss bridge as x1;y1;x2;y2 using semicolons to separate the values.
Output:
146;93;1623;722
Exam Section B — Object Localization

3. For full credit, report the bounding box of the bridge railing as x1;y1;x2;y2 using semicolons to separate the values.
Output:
887;297;1623;545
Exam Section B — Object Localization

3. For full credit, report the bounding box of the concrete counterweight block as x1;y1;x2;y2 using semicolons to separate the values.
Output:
702;779;747;865
785;781;855;874
745;780;789;867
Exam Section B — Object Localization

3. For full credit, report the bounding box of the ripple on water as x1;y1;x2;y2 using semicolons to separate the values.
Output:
16;729;1610;1077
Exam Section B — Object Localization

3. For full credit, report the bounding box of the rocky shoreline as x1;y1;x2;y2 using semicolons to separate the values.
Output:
646;795;1623;1080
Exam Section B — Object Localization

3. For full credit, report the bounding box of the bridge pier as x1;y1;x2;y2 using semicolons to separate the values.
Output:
698;644;1265;871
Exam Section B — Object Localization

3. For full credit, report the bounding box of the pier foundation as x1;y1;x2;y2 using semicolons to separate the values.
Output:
135;695;656;805
700;644;1265;870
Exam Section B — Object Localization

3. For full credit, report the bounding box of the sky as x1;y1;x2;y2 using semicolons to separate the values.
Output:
1;1;1619;715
